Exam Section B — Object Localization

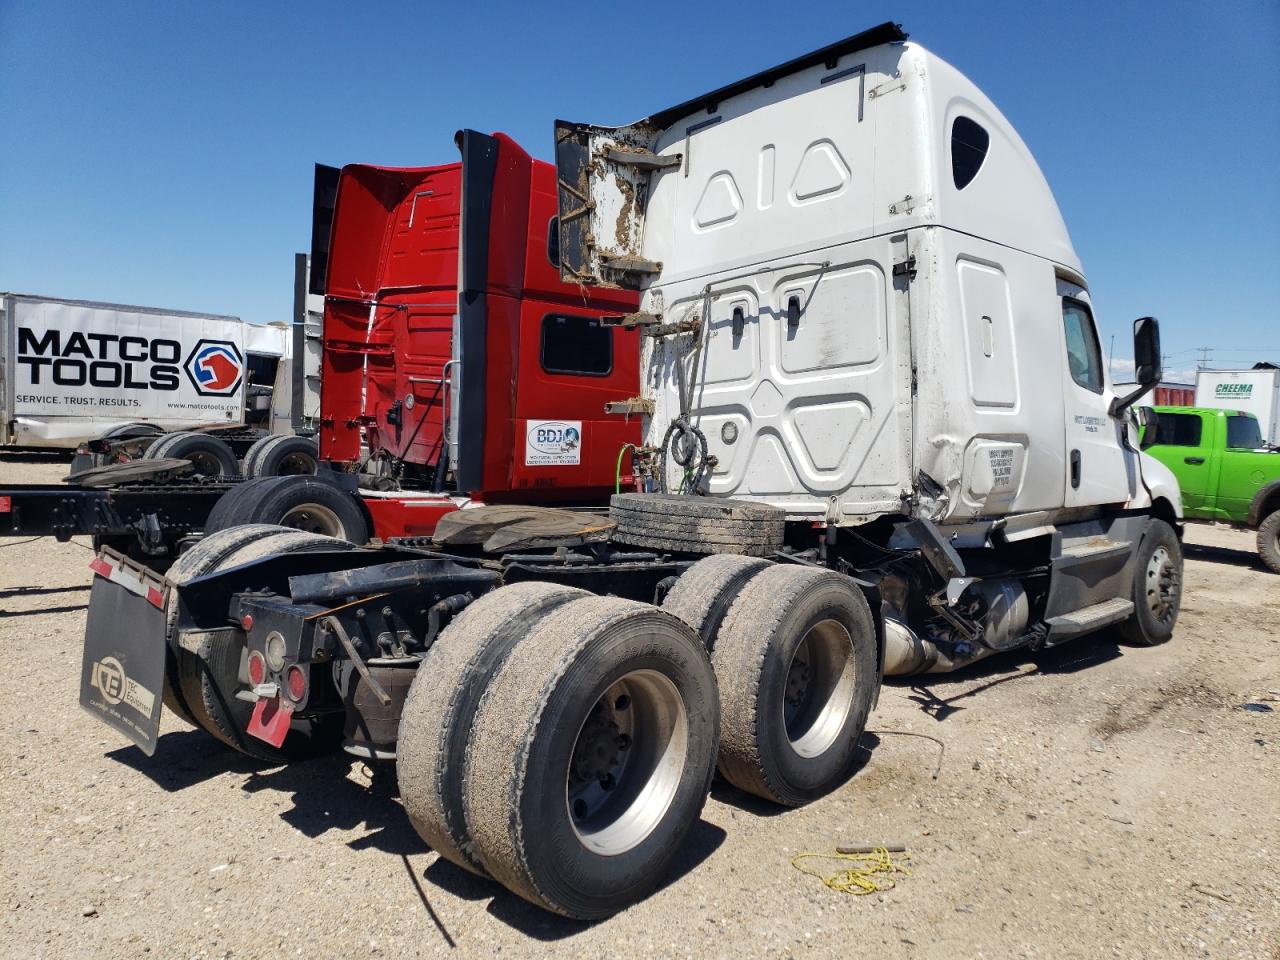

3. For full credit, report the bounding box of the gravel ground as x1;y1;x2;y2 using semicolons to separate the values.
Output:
1;452;1276;960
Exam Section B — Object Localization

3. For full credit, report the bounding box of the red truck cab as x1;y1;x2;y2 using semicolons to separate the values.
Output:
311;132;640;536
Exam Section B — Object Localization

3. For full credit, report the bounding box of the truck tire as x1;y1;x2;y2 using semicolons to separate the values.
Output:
609;493;784;557
661;554;773;649
203;476;294;533
173;527;356;760
204;475;370;544
397;582;590;876
1258;510;1280;574
244;434;319;478
711;565;877;806
161;524;296;727
144;431;239;478
1116;519;1183;646
464;596;719;919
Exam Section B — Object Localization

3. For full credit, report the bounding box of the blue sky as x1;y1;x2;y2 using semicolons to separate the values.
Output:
2;0;1277;381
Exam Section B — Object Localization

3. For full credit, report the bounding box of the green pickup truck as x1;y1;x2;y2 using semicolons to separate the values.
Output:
1144;406;1280;572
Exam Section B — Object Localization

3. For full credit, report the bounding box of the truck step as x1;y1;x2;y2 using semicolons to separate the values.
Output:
1057;537;1132;561
1045;597;1134;641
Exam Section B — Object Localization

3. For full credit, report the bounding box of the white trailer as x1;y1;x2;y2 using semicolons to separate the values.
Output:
1195;367;1280;445
1;293;292;450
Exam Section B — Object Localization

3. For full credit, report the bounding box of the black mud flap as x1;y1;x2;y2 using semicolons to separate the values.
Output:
80;571;167;755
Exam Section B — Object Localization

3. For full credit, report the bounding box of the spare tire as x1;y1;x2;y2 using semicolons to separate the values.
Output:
244;434;319;478
610;493;785;557
144;431;239;477
203;474;370;544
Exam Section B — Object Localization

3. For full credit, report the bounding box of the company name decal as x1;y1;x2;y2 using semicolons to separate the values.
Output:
16;326;180;390
1215;383;1253;399
185;339;244;396
525;420;582;466
89;656;157;718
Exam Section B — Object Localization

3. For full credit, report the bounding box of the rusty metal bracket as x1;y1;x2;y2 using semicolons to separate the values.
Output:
604;397;655;416
601;312;662;329
600;253;663;277
605;149;682;171
322;615;391;706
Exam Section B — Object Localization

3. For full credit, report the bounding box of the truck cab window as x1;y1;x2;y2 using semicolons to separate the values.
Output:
540;314;612;376
1061;299;1103;393
547;217;560;268
951;116;989;190
1154;412;1203;446
1226;415;1264;450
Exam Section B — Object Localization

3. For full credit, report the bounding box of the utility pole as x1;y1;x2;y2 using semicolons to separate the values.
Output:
1196;346;1213;370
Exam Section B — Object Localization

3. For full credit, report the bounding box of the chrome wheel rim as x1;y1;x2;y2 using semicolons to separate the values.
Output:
280;503;343;537
783;618;856;758
566;670;688;856
1144;544;1179;625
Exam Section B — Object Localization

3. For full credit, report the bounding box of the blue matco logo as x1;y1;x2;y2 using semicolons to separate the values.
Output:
184;339;244;396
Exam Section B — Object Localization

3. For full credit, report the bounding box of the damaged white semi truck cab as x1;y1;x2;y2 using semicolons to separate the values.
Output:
557;22;1184;668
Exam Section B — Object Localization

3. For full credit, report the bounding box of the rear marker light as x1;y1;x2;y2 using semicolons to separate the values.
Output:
89;557;113;578
241;614;254;631
247;652;266;687
286;665;306;702
145;586;165;609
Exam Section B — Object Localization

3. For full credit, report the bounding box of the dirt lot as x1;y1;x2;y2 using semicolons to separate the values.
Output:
1;452;1276;960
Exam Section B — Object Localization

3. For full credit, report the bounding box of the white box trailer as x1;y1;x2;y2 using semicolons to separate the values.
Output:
1194;367;1280;445
1;293;291;450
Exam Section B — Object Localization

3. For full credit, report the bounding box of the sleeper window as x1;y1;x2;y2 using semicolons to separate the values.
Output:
540;314;612;377
1061;299;1104;393
547;216;560;269
951;116;990;190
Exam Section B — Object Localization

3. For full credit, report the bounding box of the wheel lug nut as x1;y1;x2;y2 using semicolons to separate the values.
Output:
600;774;616;791
615;694;630;710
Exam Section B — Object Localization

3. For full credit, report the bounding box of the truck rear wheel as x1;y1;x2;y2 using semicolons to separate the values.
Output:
173;527;355;760
1116;519;1182;646
203;475;370;544
661;554;772;648
464;596;719;919
397;582;589;876
711;565;877;806
144;431;239;478
244;434;319;478
1258;510;1280;574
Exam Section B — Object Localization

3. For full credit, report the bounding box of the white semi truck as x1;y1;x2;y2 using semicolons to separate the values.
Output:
78;23;1184;920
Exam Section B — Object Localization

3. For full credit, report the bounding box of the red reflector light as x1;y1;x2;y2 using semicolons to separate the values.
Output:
146;586;165;609
0;496;11;513
247;652;266;687
89;557;113;578
286;665;306;701
241;614;254;631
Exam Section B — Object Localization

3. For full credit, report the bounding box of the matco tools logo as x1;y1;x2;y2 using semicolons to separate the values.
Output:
184;340;244;396
89;656;157;717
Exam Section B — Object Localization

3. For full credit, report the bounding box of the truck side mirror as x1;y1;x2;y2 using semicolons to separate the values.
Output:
1110;316;1162;417
1133;316;1162;387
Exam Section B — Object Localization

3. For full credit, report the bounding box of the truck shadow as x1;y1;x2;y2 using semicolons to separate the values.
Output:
893;633;1126;721
1183;541;1266;571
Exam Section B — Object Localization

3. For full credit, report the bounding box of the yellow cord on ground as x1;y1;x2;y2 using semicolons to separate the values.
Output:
790;847;912;895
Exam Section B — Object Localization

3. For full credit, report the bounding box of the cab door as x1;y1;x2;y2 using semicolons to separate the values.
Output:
1057;281;1136;507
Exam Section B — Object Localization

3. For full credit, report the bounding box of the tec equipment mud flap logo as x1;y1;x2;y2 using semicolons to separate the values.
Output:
184;339;244;396
89;656;157;717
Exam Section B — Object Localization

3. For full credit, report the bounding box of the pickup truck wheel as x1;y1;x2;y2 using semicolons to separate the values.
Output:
464;597;718;919
397;582;589;876
1257;510;1280;574
711;565;877;806
173;527;355;760
144;432;239;478
1117;519;1182;646
661;554;772;649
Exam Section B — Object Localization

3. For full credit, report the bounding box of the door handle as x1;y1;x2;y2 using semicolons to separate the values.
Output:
1070;449;1081;489
1184;456;1205;465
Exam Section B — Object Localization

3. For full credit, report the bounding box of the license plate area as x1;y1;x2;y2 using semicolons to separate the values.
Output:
80;568;168;755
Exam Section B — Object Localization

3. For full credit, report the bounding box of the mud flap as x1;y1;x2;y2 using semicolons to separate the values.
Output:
80;575;167;755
